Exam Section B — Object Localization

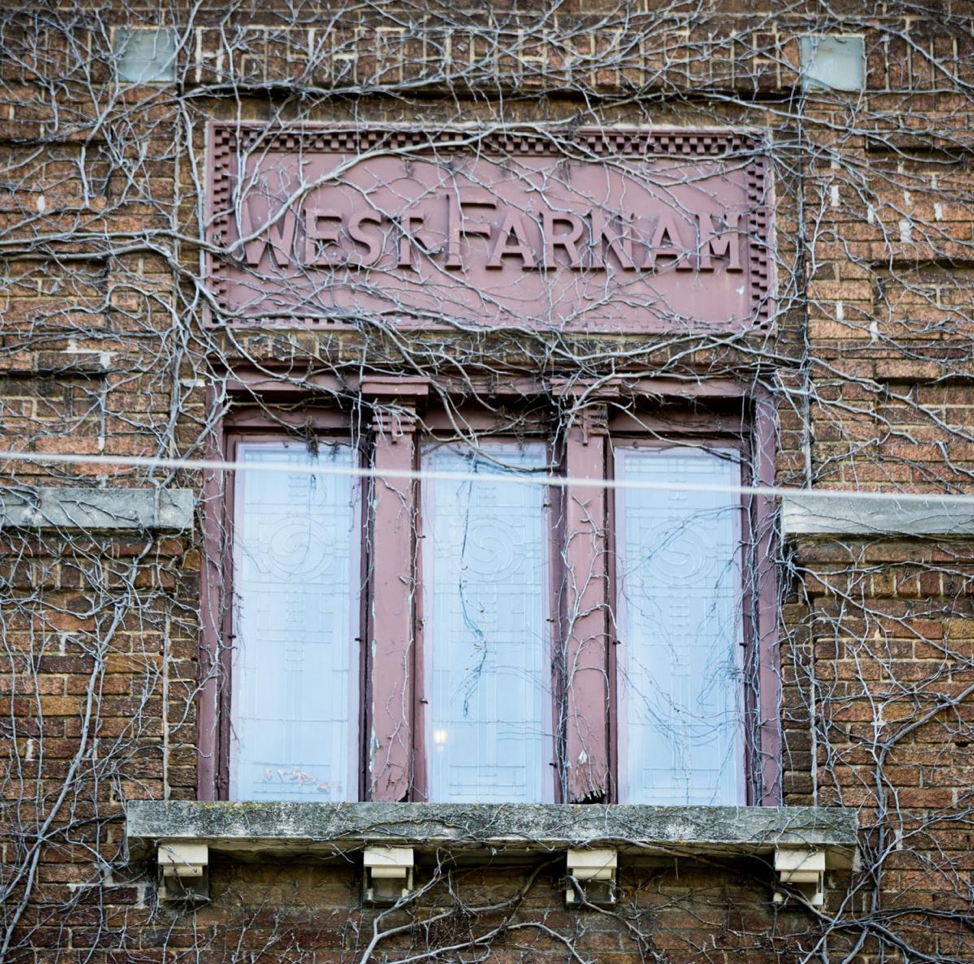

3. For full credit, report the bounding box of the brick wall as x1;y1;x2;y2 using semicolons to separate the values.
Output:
1;2;973;962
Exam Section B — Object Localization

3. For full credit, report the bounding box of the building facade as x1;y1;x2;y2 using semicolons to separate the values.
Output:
1;3;973;962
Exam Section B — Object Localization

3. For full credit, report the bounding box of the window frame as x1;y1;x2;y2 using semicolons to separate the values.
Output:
416;436;559;805
226;433;364;803
602;398;779;806
197;372;780;806
608;435;749;806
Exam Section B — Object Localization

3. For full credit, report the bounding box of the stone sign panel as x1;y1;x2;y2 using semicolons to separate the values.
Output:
207;127;772;331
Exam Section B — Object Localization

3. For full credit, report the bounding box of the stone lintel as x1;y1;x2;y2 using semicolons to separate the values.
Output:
126;801;858;869
781;493;974;538
0;487;194;532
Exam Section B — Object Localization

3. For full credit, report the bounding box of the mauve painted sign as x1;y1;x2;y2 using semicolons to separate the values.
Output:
207;127;772;331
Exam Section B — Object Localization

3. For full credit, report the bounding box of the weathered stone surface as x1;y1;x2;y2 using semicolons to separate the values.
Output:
126;801;858;866
781;493;974;538
0;487;194;532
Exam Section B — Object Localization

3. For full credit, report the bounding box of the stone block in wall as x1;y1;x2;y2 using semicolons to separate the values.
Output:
781;492;974;538
0;487;193;532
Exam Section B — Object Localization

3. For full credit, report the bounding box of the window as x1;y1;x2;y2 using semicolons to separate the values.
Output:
423;443;553;804
614;445;744;806
199;381;778;807
230;441;360;802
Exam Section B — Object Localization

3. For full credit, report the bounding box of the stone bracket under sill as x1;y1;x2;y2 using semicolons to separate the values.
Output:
127;801;858;906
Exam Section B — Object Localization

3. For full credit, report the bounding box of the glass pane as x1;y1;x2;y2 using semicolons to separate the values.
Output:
424;443;551;803
231;442;357;801
616;446;744;805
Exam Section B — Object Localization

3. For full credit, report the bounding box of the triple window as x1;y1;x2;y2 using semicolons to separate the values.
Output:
202;387;777;807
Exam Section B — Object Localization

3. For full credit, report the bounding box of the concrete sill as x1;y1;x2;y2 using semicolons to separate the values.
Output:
126;801;858;869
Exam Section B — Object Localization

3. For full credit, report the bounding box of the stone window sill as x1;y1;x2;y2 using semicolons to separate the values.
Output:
127;799;858;865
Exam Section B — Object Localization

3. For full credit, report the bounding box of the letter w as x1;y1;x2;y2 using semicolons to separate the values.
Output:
235;179;298;268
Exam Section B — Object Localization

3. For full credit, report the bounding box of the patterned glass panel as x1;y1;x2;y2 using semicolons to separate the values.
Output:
231;442;357;801
424;443;551;803
616;446;744;805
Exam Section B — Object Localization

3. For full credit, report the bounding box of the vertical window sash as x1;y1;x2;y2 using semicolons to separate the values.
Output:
421;442;554;804
614;443;746;806
230;440;359;802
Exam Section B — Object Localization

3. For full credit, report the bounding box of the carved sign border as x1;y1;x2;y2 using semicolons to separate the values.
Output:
206;124;773;331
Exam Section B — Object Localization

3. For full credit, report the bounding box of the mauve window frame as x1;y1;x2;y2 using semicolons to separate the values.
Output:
197;375;779;807
198;407;367;803
602;398;779;806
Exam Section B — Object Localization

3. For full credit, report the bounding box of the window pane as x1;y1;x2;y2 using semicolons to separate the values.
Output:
615;446;744;805
423;444;551;803
231;442;357;801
